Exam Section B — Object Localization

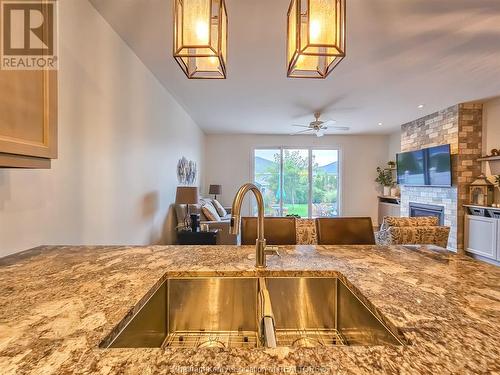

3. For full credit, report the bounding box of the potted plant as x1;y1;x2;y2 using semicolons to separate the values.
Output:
376;167;394;196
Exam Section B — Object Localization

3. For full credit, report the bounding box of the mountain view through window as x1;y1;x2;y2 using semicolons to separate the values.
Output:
253;148;340;218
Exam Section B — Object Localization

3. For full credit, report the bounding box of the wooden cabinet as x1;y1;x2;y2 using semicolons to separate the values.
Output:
0;69;57;168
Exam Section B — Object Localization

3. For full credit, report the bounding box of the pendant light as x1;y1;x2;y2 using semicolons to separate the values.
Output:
173;0;227;79
287;0;346;79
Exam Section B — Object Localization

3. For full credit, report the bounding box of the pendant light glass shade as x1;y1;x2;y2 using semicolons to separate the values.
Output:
173;0;227;79
287;0;346;79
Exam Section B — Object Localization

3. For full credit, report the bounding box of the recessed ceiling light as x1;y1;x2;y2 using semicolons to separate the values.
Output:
418;104;425;109
378;122;383;126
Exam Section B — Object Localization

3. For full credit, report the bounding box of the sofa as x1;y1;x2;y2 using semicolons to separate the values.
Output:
174;198;237;245
375;216;450;248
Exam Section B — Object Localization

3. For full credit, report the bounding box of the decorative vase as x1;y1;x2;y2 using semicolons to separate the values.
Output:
383;186;391;196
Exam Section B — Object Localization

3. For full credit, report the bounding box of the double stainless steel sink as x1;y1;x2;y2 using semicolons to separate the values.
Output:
102;276;405;349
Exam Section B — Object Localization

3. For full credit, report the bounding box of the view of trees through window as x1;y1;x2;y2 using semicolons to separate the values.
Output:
254;148;339;218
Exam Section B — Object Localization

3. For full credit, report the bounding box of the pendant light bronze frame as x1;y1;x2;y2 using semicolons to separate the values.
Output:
287;0;346;79
173;0;228;79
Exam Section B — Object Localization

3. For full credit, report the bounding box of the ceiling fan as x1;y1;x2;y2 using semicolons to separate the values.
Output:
291;112;350;137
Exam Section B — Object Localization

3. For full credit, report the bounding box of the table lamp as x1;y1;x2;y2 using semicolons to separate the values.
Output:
209;184;222;200
175;186;199;230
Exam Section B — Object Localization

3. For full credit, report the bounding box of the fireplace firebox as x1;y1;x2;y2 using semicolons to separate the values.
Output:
409;202;445;225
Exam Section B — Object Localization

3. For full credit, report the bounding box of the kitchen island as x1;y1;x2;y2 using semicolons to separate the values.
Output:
0;244;499;374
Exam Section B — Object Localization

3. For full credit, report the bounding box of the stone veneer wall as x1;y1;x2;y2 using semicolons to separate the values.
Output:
456;104;483;251
400;104;482;252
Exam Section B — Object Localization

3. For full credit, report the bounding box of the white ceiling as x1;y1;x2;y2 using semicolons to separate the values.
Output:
89;0;500;135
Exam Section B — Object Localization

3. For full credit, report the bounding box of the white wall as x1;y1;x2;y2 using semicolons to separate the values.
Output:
387;130;401;161
204;134;389;222
0;0;205;257
483;97;500;176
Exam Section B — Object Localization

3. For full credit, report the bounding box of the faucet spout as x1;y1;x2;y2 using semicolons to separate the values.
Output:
230;183;267;268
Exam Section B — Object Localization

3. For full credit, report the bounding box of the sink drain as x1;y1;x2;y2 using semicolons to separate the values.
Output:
162;331;259;348
291;337;324;348
197;339;226;349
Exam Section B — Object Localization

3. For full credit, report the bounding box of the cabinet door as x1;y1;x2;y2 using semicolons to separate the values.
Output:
465;215;497;260
497;221;500;261
0;69;57;160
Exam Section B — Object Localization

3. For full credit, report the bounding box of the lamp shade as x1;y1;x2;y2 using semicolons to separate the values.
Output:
287;0;346;78
173;0;228;79
209;184;222;195
175;186;199;204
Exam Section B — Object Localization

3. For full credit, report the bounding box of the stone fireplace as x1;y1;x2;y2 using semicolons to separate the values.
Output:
400;104;483;252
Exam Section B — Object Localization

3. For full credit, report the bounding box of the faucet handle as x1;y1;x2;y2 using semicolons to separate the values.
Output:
265;246;281;257
229;215;241;235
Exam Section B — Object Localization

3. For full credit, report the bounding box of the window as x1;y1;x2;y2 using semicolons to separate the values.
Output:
254;149;281;216
253;147;340;218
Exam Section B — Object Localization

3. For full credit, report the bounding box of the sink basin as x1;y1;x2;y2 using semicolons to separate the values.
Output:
102;275;405;349
266;277;404;347
105;277;261;349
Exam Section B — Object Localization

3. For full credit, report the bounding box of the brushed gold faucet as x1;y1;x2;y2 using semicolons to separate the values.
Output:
230;183;267;268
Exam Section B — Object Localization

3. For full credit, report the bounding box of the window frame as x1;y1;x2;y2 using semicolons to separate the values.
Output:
251;146;343;218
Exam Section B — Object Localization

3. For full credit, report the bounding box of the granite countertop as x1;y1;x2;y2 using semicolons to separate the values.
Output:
0;245;499;374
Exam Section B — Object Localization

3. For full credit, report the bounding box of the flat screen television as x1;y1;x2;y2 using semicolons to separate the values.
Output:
397;144;452;187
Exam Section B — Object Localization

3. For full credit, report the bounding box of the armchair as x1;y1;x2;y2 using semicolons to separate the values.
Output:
375;216;450;249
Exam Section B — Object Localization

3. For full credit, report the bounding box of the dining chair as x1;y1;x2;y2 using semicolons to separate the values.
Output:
241;217;297;245
316;217;376;245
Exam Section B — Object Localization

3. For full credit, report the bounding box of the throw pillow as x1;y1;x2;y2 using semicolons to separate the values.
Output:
212;199;227;217
202;203;221;221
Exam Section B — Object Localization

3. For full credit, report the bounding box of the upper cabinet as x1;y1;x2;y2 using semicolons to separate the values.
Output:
0;69;58;168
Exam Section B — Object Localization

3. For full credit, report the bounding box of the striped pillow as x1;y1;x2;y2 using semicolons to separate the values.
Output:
212;199;227;217
201;203;221;221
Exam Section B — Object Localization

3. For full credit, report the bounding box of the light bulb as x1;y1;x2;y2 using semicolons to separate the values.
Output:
310;19;321;42
196;20;209;43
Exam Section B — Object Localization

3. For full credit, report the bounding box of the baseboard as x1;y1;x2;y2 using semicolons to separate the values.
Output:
465;252;500;266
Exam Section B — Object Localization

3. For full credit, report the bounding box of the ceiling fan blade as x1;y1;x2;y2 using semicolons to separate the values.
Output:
316;131;325;138
331;126;350;131
316;95;361;114
292;124;310;128
322;120;337;127
291;129;314;135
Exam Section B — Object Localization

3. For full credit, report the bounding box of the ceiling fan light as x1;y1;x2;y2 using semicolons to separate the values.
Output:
287;0;346;79
173;0;228;79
